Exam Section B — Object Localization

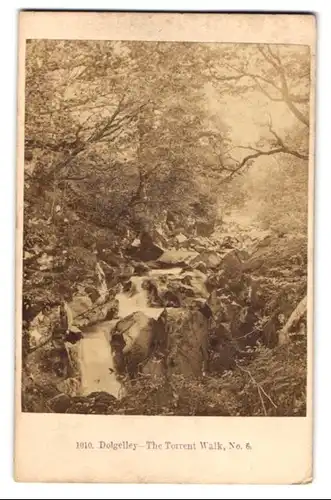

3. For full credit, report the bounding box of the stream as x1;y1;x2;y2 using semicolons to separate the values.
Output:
77;266;184;399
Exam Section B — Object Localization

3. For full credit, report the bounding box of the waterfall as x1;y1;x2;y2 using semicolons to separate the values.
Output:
78;266;182;399
115;275;165;320
96;261;108;303
78;320;123;398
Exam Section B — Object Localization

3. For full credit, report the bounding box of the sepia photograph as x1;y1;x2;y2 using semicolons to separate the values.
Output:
21;37;311;419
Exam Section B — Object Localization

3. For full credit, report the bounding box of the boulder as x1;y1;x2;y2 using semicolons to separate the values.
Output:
237;249;250;261
159;308;209;377
86;391;118;413
25;341;74;397
110;311;158;377
156;250;199;268
66;294;118;329
127;231;164;262
193;299;214;319
109;307;209;380
193;261;208;274
67;295;93;328
66;391;118;414
218;235;235;249
130;237;140;248
191;250;222;269
174;233;189;249
191;244;207;253
133;261;150;276
47;393;71;413
97;249;124;267
188;236;215;250
144;269;209;308
220;249;243;276
150;228;169;249
144;278;182;308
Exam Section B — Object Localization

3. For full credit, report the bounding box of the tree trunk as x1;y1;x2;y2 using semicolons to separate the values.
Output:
278;295;307;346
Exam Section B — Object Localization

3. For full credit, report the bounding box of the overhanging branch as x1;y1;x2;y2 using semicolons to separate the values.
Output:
221;144;308;183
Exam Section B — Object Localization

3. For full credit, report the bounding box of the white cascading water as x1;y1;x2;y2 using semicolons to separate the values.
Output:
115;267;183;320
78;319;124;398
77;262;118;399
78;265;182;399
116;275;164;320
95;261;109;303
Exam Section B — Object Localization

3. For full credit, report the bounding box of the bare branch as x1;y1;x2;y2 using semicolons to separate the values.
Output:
258;46;280;72
86;94;127;143
251;76;282;102
212;45;310;127
221;139;308;182
247;73;281;93
39;97;148;186
261;46;310;126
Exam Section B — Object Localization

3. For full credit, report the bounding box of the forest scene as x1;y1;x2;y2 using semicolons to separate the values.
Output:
21;40;310;416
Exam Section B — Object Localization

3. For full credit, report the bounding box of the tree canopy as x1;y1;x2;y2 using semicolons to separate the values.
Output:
23;40;310;309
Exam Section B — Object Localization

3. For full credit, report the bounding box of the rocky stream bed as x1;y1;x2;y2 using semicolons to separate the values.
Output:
22;224;307;416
